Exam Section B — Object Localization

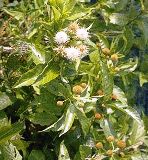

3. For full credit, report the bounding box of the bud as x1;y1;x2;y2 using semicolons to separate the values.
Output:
80;83;87;88
97;90;104;96
56;101;64;107
117;140;126;149
95;142;103;149
106;150;113;156
101;104;106;108
111;54;118;62
73;85;83;95
68;22;79;32
114;67;120;72
119;152;125;157
102;48;110;55
96;42;101;48
0;69;3;76
78;102;85;108
111;94;117;100
106;136;115;142
95;113;102;120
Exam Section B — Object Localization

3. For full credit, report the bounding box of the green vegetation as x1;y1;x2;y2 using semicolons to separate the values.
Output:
0;0;148;159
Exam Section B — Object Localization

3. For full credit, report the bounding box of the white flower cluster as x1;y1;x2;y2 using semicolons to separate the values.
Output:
54;22;90;61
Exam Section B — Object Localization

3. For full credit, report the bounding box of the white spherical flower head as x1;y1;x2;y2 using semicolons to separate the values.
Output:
64;47;81;61
55;31;69;44
76;28;89;40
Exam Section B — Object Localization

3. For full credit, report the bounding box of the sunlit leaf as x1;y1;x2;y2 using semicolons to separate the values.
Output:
28;150;45;160
58;141;70;160
14;64;44;88
3;9;24;20
0;142;22;160
100;61;113;99
29;45;45;64
60;104;75;136
74;106;91;136
0;122;24;144
0;92;13;110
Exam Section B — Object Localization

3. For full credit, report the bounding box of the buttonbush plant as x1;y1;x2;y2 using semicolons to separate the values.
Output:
0;0;148;159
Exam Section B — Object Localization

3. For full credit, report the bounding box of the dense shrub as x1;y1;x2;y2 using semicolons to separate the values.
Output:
0;0;148;159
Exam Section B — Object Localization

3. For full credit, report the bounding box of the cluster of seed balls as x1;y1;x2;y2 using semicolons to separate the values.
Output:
99;46;120;72
95;137;126;157
57;84;126;158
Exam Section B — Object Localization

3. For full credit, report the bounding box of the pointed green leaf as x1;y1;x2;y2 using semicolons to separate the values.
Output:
100;61;113;99
74;106;90;136
29;45;45;64
14;64;44;88
111;103;141;124
58;141;70;160
129;120;145;144
100;119;116;137
33;64;59;86
0;92;13;110
3;9;24;20
79;145;91;160
0;122;24;144
113;86;127;105
41;115;65;132
0;142;22;160
28;150;45;160
60;104;75;136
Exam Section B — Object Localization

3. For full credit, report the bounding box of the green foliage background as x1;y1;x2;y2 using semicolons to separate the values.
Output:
0;0;148;159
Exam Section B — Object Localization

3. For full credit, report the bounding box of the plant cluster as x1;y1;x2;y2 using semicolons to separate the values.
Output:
0;0;148;160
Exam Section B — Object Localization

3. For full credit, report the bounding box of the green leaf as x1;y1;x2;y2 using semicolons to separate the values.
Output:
0;142;22;160
139;72;148;86
122;28;134;53
100;119;115;137
28;150;45;160
109;13;129;26
74;106;90;136
112;103;141;124
100;61;113;99
28;112;57;126
89;50;100;63
3;9;24;20
67;7;91;20
11;139;29;158
0;92;13;110
141;14;148;43
0;122;24;144
14;64;44;88
63;0;76;13
47;80;71;98
0;0;3;8
28;28;38;39
67;12;88;20
113;86;127;105
129;120;145;144
58;141;70;160
131;152;148;160
79;145;91;160
34;88;61;114
33;64;59;86
118;58;138;72
52;6;61;20
29;45;45;64
97;34;110;49
0;111;9;128
59;104;75;136
41;115;65;132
